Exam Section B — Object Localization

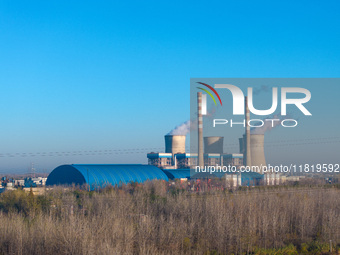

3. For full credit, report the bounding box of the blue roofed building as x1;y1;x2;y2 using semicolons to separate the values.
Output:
162;169;191;179
46;164;169;189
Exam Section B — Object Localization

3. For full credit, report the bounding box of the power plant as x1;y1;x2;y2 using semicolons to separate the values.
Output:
147;133;245;169
147;94;269;175
46;92;280;190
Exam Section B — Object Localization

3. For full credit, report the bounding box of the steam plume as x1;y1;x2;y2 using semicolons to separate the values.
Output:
167;120;193;136
167;106;215;136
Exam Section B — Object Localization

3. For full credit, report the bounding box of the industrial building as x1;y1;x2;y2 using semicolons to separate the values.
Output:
222;154;244;167
147;153;173;168
175;153;198;168
226;172;264;188
46;164;169;189
147;135;244;169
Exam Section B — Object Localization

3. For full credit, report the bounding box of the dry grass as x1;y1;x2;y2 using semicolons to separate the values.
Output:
0;181;339;254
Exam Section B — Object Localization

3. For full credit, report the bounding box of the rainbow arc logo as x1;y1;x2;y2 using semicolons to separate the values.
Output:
196;82;223;106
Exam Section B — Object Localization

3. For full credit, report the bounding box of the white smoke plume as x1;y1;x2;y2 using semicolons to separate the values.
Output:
167;120;193;136
250;114;285;135
167;106;216;136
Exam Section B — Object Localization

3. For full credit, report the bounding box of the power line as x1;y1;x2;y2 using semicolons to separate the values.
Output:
0;137;339;158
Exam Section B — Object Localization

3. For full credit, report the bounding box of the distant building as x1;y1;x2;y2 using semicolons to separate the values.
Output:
222;154;243;167
15;179;25;186
264;173;281;185
147;152;234;169
204;153;221;166
31;177;47;185
5;182;16;191
147;153;173;168
24;178;37;188
175;153;197;169
226;172;264;188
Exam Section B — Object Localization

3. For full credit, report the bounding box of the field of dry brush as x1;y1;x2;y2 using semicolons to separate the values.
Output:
0;182;339;254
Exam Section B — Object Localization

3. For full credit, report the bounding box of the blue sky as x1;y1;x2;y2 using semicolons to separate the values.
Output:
0;1;339;173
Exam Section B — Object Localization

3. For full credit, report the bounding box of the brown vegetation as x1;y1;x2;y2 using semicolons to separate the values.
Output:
0;182;339;254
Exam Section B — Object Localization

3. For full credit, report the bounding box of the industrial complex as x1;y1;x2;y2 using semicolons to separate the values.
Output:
45;93;286;190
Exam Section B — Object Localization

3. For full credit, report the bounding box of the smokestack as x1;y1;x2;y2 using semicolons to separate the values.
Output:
250;134;266;173
204;136;224;154
164;135;186;154
244;96;252;167
239;136;245;154
198;92;204;167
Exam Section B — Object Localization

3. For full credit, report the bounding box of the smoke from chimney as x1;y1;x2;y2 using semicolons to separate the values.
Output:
167;104;215;136
167;120;195;136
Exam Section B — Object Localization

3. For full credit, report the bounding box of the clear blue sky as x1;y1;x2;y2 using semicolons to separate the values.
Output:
0;1;339;173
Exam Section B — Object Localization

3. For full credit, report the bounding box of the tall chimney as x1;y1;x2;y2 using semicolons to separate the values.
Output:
239;136;244;154
198;92;204;167
244;96;252;167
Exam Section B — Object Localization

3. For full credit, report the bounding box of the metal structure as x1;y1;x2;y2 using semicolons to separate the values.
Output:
204;153;221;166
175;153;197;169
46;164;169;189
147;153;173;168
222;154;243;167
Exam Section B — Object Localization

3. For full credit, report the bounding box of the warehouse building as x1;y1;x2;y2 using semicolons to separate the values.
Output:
46;164;169;189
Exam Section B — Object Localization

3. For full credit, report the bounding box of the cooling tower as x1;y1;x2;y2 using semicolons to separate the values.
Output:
250;134;266;171
204;136;224;154
164;135;186;154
